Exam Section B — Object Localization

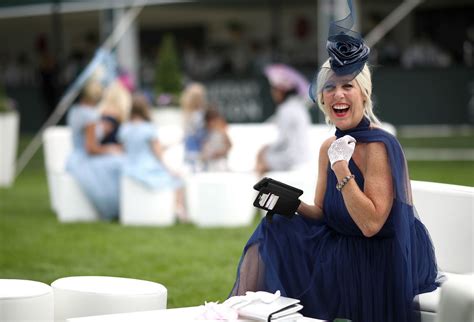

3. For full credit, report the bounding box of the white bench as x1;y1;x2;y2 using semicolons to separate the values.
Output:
43;126;100;222
227;124;278;173
435;273;474;322
120;176;176;226
185;171;258;227
43;126;178;225
411;180;474;322
150;107;183;128
42;123;396;225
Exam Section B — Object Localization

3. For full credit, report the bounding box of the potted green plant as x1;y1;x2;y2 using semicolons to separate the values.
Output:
152;33;184;127
0;85;19;187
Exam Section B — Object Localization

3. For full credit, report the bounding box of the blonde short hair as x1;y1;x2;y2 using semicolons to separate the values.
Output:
180;82;207;113
315;60;380;125
82;80;104;105
99;80;132;123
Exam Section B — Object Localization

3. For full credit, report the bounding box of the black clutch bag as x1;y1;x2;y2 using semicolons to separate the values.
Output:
253;177;303;221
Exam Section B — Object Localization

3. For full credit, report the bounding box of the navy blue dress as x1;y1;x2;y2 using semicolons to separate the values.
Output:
230;118;439;322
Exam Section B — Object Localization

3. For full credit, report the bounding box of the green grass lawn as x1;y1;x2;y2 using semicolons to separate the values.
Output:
0;173;256;307
0;140;257;307
0;134;472;308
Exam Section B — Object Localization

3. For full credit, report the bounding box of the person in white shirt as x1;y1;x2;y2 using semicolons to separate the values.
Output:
255;65;311;175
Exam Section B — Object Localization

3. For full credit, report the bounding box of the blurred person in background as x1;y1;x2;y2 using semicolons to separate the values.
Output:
180;82;208;172
98;76;133;144
401;33;452;68
201;107;232;171
118;94;188;223
255;64;311;175
66;79;124;220
35;34;59;120
463;25;474;67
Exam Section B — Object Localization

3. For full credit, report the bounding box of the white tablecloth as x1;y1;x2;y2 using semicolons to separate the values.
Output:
67;306;325;321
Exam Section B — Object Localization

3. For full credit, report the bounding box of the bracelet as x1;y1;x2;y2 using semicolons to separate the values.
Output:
336;174;355;191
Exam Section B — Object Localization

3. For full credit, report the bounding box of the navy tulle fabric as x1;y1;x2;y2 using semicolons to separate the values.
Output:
230;118;439;322
326;0;370;78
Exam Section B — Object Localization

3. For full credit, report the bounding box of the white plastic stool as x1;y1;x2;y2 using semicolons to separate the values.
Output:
51;276;167;321
435;274;474;322
43;126;100;222
120;176;176;226
186;172;258;227
55;173;100;222
0;279;54;321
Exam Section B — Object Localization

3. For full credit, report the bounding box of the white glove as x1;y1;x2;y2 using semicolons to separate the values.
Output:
328;135;356;169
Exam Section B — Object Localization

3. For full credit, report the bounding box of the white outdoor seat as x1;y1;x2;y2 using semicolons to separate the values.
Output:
415;286;441;314
411;180;473;274
185;172;258;227
43;126;72;212
51;276;167;322
227;124;278;173
43;126;99;222
0;279;54;321
150;107;184;128
435;273;474;322
265;168;317;205
380;121;397;136
120;176;175;226
0;111;19;187
155;124;186;173
411;180;474;321
55;173;100;222
226;122;395;175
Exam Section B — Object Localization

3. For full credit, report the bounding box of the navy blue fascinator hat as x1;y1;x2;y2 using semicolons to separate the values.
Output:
326;0;370;76
309;0;370;102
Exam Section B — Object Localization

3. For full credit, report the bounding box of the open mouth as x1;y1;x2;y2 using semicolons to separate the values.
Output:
332;104;350;117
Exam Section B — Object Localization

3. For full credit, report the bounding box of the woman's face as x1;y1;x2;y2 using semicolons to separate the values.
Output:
270;86;285;104
321;76;365;130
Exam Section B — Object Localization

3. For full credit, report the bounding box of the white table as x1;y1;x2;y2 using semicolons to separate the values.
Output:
67;306;325;321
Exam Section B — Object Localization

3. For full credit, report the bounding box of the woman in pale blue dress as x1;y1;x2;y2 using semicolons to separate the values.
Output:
118;94;188;222
180;82;208;172
66;80;124;220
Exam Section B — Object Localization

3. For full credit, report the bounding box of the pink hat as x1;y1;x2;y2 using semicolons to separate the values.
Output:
264;64;309;96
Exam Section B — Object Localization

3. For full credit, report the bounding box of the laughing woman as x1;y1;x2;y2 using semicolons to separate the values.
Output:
229;1;440;321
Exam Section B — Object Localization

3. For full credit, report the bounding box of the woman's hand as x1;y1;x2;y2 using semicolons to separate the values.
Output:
328;135;356;169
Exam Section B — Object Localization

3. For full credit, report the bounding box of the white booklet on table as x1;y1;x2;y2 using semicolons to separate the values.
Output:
236;295;303;321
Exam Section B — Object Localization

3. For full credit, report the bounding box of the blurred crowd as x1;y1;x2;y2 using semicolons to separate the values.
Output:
62;47;315;221
65;75;236;222
0;23;472;130
1;21;472;221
